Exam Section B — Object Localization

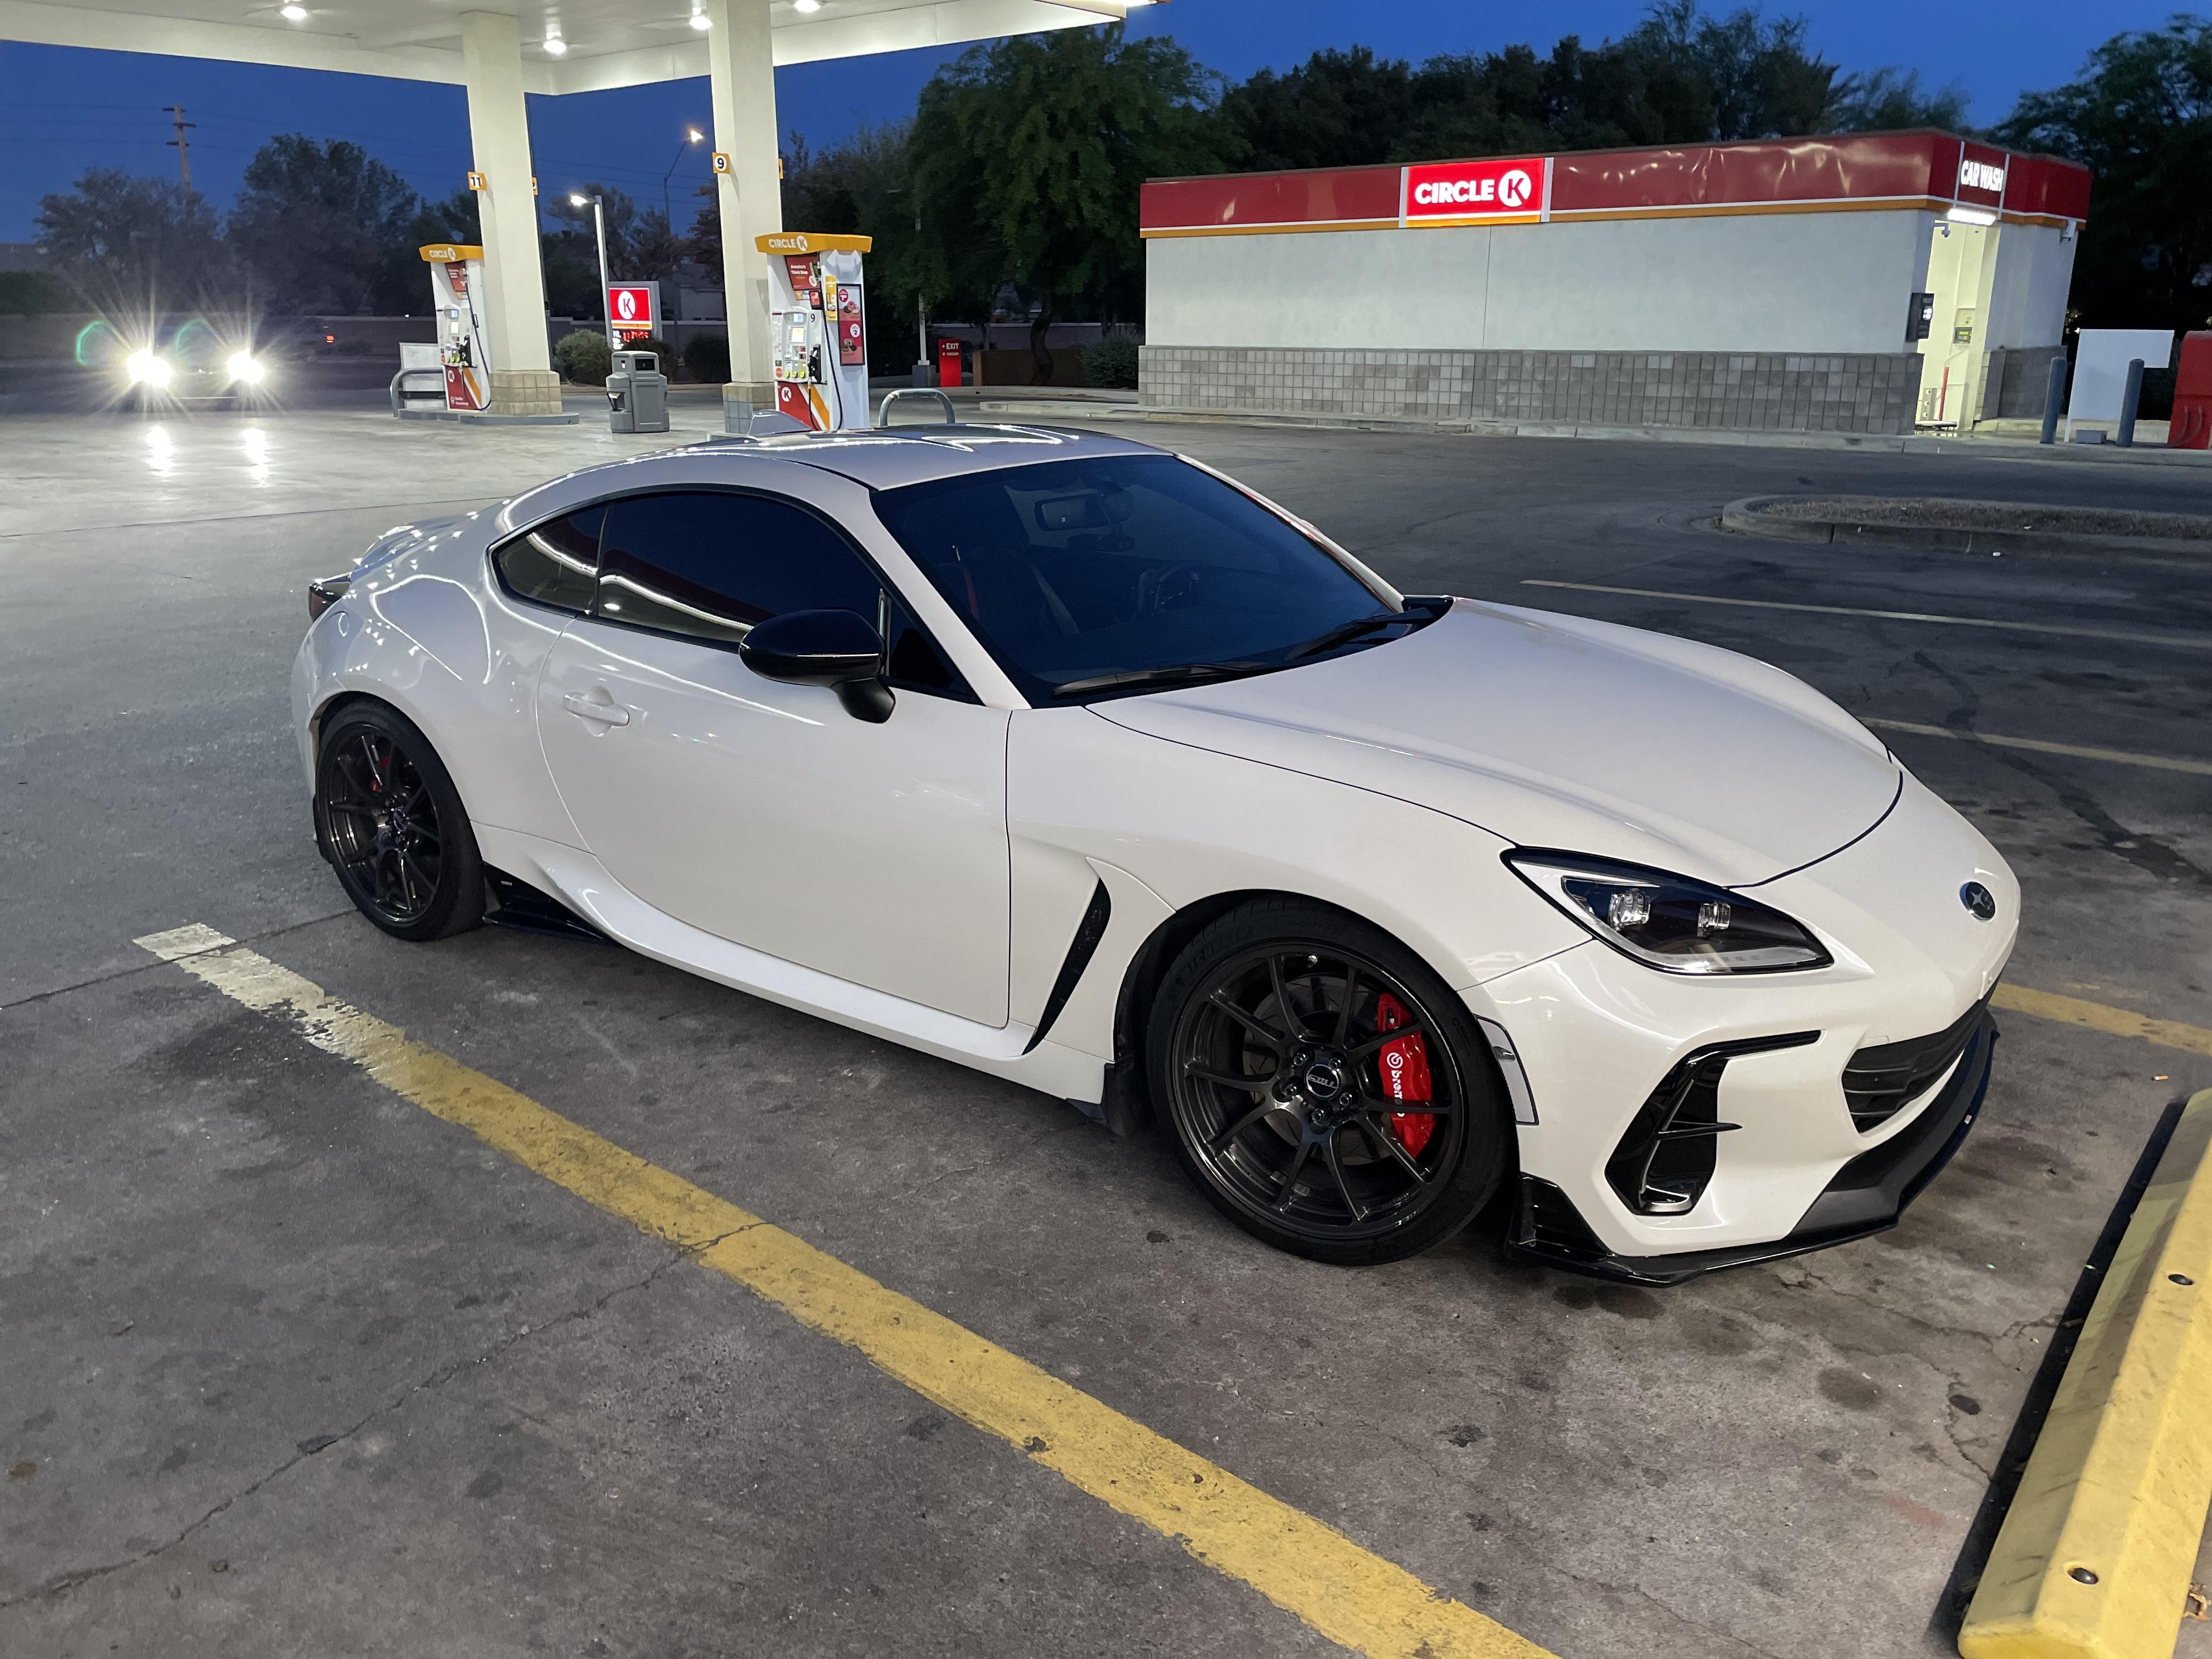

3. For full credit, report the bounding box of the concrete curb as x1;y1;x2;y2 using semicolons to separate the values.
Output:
978;398;2212;467
1959;1088;2212;1659
396;408;581;426
1721;496;2212;559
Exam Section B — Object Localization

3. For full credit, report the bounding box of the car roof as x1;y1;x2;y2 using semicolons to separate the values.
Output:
674;423;1166;491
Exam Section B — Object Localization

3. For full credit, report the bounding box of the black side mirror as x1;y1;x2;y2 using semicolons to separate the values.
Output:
737;608;894;723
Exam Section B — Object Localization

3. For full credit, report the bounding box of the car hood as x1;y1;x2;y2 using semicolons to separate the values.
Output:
1093;599;1900;887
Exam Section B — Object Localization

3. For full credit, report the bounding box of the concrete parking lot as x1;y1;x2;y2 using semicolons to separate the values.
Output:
4;402;2210;1658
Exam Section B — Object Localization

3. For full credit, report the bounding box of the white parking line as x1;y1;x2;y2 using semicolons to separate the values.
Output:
1517;580;2212;653
1861;719;2212;779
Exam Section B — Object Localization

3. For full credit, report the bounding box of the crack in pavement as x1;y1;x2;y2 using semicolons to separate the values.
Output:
1909;648;2212;892
1555;1565;1793;1659
0;1248;697;1613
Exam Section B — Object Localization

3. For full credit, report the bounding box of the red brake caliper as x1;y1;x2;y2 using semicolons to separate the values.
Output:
1374;991;1435;1155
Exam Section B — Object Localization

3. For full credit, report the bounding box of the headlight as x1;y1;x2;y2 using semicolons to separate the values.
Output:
227;352;267;384
126;350;173;387
1505;850;1832;974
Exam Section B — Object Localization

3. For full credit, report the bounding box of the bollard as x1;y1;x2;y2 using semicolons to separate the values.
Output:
2117;357;2145;448
2040;355;2067;444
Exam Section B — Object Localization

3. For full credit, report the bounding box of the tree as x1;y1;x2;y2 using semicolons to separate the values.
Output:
227;135;422;313
1994;16;2212;332
1623;2;1836;141
1221;47;1417;170
35;168;229;311
1823;66;1971;132
782;122;929;372
912;23;1233;376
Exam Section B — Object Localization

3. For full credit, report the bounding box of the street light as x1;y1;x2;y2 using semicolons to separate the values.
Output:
570;192;614;353
662;127;706;230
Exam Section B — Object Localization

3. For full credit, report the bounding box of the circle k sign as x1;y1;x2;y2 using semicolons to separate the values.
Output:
1403;157;1549;224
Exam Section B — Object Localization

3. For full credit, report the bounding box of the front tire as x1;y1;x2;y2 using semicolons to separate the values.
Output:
315;702;483;941
1147;898;1509;1265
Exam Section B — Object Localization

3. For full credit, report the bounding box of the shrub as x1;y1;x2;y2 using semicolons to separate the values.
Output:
1082;334;1140;389
681;331;730;385
0;270;78;314
554;329;611;386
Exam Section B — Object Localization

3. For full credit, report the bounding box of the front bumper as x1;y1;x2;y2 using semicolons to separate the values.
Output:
1466;771;2016;1269
1507;1005;1995;1283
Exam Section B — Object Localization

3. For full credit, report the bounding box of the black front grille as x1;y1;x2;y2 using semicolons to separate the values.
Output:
1606;1032;1819;1215
1843;998;1989;1132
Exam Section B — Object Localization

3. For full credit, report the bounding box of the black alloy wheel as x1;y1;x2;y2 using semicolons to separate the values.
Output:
315;703;483;942
1150;898;1508;1265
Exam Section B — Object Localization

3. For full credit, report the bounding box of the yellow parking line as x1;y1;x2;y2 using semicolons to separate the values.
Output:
1861;719;2212;780
131;923;1550;1659
1517;579;2212;653
1994;985;2212;1059
1960;1090;2212;1659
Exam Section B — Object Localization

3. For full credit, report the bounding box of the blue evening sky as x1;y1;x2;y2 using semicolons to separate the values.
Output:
0;2;2176;242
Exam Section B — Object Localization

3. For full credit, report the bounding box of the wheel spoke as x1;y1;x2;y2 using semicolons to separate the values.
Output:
1334;966;1360;1046
1267;955;1307;1042
1208;991;1288;1049
1359;1113;1433;1184
357;733;386;794
1210;1098;1283;1153
1323;1130;1367;1222
1350;1021;1427;1061
1271;1138;1314;1212
1184;1063;1269;1093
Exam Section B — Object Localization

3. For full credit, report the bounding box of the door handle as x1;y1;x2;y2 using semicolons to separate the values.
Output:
562;690;631;727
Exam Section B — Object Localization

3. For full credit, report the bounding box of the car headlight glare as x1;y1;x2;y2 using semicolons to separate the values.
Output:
126;349;173;387
227;351;267;383
1506;850;1832;974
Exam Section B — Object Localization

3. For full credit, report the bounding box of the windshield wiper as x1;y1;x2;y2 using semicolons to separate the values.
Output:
1284;611;1415;660
1052;661;1271;697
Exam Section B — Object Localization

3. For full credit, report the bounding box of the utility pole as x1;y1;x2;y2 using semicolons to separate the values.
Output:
165;104;196;190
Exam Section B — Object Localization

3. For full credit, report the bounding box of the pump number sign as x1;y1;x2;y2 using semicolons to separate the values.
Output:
1402;156;1550;225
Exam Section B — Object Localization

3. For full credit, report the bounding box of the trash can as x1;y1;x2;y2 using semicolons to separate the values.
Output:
606;348;669;434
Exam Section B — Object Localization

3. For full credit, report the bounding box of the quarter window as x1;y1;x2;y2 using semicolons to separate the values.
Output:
596;490;883;647
493;506;602;613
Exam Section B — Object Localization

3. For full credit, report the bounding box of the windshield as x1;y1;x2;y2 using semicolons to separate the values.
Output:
871;454;1410;702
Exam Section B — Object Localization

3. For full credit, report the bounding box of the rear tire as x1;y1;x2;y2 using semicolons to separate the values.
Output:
314;702;483;942
1146;896;1509;1265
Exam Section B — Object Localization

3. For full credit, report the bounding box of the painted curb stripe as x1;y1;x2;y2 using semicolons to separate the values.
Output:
1960;1090;2212;1659
1862;719;2212;781
131;923;1551;1659
1993;986;2212;1060
1517;579;2212;653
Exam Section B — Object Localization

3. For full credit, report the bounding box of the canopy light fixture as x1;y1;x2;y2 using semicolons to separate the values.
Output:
544;33;568;54
793;0;822;12
279;3;308;20
1945;204;1997;227
690;9;713;27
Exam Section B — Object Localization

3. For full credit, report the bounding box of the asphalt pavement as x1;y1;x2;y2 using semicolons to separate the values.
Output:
3;401;2209;1659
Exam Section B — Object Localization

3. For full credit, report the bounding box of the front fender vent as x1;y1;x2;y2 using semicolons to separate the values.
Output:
1607;1032;1819;1216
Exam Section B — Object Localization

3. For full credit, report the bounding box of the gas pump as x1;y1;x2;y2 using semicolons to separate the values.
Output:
418;243;492;413
756;232;872;431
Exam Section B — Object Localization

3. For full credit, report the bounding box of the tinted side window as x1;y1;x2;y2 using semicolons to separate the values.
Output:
881;590;974;700
597;491;882;647
494;506;602;614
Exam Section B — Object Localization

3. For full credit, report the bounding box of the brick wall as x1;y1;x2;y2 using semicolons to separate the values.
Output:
1141;346;1927;435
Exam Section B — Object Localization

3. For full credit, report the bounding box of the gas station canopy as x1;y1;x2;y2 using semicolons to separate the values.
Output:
0;0;1145;89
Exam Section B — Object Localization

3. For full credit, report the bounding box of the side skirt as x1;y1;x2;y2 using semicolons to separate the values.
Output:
472;823;1108;1106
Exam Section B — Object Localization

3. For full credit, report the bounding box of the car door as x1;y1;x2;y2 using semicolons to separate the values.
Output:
534;486;1012;1028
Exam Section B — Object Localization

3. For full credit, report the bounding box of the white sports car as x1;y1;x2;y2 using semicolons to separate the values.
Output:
292;424;2016;1279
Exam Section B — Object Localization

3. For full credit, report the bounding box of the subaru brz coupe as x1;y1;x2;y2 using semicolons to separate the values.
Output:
292;425;2015;1280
